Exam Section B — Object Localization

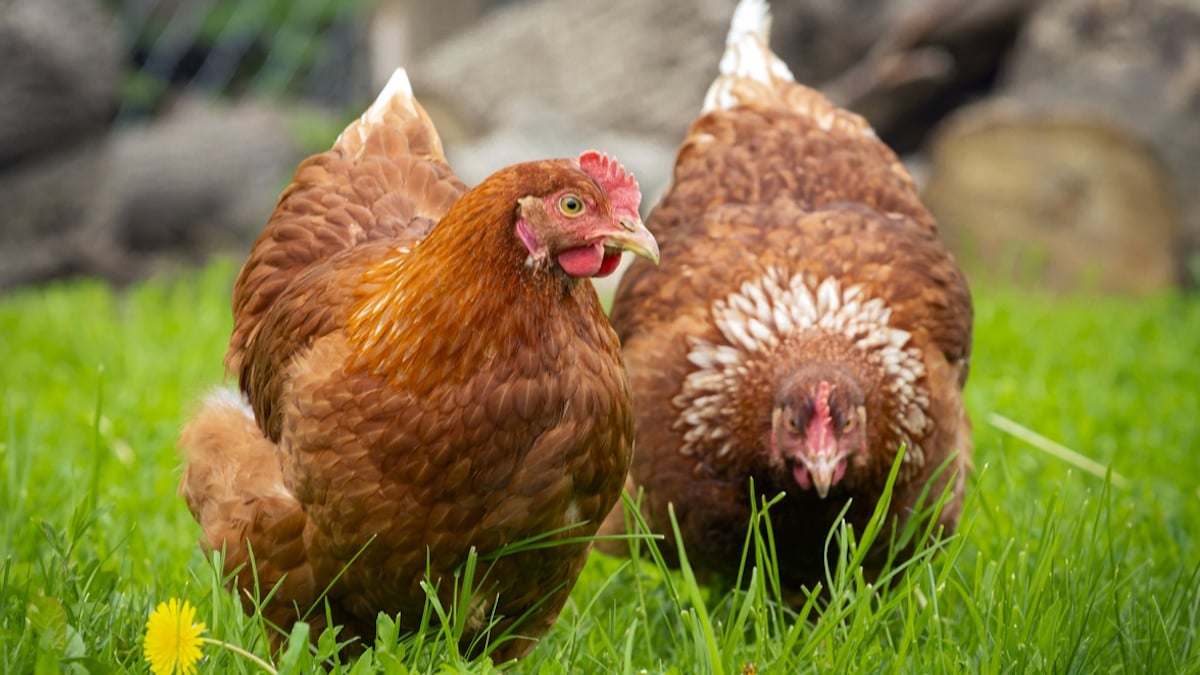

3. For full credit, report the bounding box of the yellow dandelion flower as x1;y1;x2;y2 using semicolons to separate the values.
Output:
144;598;206;675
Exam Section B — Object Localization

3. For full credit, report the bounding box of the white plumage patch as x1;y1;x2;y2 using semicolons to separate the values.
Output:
673;270;930;465
563;500;582;528
204;386;254;420
199;387;293;502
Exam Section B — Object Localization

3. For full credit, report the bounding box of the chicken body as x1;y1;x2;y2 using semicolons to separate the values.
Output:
178;69;658;661
599;0;973;594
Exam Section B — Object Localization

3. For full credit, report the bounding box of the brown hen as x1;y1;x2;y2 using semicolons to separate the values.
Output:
598;0;973;596
178;69;659;661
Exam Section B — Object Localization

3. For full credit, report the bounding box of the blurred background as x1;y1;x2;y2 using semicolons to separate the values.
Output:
1;0;1197;295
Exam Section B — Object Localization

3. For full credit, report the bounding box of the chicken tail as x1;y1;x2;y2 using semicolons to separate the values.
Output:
702;0;876;139
224;65;464;379
334;68;448;164
178;388;318;631
701;0;794;113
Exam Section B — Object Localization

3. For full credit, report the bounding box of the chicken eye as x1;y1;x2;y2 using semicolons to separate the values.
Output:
786;416;801;434
843;417;855;432
558;194;585;217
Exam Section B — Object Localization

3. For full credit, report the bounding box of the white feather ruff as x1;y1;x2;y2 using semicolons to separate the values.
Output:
673;270;930;466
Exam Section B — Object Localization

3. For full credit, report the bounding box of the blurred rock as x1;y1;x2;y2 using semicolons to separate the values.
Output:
0;0;120;167
368;0;490;89
444;98;677;206
408;0;733;147
0;97;318;291
109;97;313;264
0;0;121;290
403;0;1038;155
923;104;1183;294
0;140;121;289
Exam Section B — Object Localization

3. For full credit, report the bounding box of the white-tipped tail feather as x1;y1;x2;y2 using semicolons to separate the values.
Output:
367;68;417;123
338;67;419;148
701;0;795;113
700;0;877;139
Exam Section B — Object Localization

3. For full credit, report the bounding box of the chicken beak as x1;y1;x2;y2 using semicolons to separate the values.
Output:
608;216;660;265
804;454;842;499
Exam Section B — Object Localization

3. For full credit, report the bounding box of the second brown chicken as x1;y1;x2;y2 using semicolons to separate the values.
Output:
599;0;974;596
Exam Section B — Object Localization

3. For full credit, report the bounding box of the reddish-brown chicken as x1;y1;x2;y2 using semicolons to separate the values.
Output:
598;0;973;594
178;69;659;661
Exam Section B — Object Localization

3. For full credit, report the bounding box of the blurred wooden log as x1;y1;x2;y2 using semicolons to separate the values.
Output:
922;104;1184;294
994;0;1200;287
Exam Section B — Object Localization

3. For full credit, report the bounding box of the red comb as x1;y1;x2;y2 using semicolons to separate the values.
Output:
579;150;641;214
814;381;832;422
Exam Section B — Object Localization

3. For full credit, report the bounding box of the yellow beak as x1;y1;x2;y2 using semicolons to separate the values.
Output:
609;216;660;265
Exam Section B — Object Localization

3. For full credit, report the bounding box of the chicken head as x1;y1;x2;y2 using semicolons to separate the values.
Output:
515;151;658;278
771;365;868;498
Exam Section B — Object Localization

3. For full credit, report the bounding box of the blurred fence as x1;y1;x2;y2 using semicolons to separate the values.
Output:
103;0;375;119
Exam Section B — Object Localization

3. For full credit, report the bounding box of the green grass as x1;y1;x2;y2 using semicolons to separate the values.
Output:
1;261;1198;673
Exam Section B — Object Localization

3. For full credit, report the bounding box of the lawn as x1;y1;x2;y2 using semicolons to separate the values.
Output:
1;260;1198;673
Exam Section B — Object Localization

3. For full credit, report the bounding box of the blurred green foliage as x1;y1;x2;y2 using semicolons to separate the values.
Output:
104;0;372;115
